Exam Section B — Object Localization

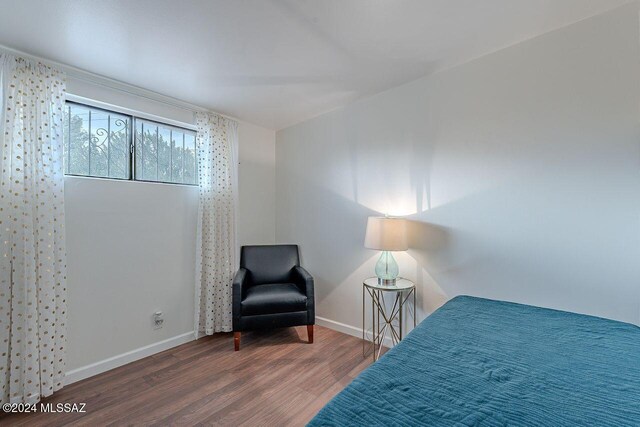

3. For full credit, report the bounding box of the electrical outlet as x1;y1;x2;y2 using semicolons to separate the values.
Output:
153;311;164;329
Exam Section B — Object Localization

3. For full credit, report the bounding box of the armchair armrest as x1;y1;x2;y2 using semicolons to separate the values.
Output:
232;268;249;329
292;266;315;323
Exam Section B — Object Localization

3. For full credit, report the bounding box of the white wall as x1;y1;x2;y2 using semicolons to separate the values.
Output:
275;3;640;335
238;121;276;246
64;79;276;373
64;177;199;372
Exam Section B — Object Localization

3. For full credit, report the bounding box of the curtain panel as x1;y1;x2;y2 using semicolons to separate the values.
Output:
194;112;239;335
0;54;68;404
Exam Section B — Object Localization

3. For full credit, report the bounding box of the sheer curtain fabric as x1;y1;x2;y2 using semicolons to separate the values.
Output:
195;112;239;335
0;54;68;404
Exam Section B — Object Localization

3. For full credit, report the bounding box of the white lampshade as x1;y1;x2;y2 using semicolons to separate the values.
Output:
364;217;408;251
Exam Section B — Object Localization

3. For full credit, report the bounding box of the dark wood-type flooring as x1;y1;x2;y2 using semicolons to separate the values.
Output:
1;325;374;426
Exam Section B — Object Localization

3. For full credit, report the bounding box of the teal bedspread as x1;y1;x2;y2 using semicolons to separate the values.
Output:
308;296;640;426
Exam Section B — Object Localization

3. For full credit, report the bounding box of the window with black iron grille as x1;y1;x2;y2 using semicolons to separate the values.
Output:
63;101;197;185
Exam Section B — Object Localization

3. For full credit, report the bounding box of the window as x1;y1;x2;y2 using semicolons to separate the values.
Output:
63;101;197;185
63;103;130;179
134;119;196;184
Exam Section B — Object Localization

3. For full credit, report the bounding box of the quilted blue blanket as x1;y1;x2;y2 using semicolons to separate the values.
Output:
309;296;640;426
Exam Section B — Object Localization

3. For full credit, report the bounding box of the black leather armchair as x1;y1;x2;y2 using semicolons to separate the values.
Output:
232;245;315;350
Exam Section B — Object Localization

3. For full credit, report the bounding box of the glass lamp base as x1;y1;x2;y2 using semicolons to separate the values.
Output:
375;251;399;286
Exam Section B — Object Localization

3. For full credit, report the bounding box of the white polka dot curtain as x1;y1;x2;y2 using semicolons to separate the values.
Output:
0;54;68;404
194;112;239;335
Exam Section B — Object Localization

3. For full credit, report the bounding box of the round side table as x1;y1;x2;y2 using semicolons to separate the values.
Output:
362;277;416;361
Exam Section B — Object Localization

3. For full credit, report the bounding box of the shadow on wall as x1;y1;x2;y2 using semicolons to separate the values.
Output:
286;175;456;323
277;121;458;326
406;219;450;313
279;176;381;298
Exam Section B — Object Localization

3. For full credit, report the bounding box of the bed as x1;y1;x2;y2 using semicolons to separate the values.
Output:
309;296;640;426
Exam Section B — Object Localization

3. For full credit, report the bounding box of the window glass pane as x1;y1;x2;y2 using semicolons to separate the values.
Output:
171;131;184;183
63;104;70;174
183;133;196;185
63;103;130;179
109;115;129;178
67;104;90;176
90;109;109;177
158;127;171;182
135;120;143;179
135;118;196;185
143;123;158;181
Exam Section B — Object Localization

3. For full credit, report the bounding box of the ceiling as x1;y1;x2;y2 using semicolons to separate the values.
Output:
0;0;630;130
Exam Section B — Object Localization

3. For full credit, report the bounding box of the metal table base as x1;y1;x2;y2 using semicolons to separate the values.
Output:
362;279;416;361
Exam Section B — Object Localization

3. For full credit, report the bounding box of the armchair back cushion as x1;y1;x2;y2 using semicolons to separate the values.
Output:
240;245;300;285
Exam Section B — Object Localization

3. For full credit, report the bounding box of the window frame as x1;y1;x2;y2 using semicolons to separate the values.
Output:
63;101;134;181
63;99;198;186
133;116;198;186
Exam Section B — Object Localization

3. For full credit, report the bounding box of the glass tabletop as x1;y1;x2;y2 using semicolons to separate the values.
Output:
363;277;415;291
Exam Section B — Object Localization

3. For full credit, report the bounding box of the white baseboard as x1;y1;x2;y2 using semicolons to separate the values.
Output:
64;318;394;387
316;316;394;348
64;331;195;386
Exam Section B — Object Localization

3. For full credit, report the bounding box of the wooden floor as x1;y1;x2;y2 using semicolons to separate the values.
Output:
1;326;373;426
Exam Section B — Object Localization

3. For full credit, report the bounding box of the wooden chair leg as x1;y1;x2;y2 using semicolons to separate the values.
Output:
307;325;314;344
234;332;240;351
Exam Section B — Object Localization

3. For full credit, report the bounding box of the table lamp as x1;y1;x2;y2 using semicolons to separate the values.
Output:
364;216;408;286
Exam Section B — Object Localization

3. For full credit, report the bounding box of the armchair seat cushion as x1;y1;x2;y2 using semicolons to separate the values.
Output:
241;283;307;316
